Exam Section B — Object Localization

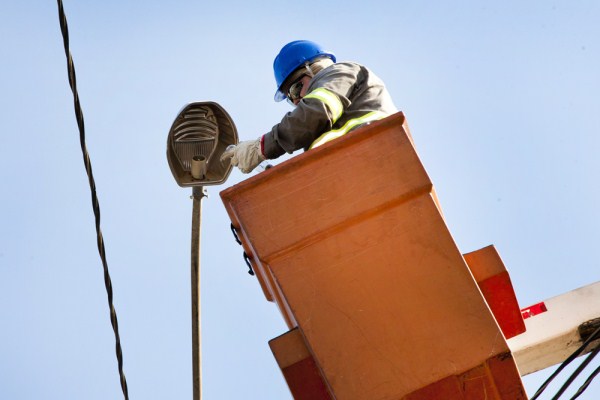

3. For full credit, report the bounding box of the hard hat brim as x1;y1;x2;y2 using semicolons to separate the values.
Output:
274;89;287;102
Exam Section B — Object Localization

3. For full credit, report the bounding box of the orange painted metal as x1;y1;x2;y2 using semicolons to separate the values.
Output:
221;112;527;400
269;329;333;400
405;353;527;400
463;245;527;339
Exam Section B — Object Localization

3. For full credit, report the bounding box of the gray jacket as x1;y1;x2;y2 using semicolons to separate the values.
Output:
262;61;398;159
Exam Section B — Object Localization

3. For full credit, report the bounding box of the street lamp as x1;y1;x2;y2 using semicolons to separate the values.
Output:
167;101;238;400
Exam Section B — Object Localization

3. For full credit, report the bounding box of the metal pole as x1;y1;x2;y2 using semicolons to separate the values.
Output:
191;186;207;400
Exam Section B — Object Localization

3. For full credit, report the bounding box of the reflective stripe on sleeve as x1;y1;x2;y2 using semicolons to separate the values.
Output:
303;88;343;124
309;111;388;149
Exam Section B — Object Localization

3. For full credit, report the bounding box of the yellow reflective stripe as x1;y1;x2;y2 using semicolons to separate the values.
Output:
303;88;343;124
309;111;388;149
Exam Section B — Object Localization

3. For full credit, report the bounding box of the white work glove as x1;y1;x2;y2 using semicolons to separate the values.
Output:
220;137;265;174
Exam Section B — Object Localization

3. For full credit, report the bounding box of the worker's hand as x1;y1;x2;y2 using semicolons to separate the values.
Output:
220;137;265;174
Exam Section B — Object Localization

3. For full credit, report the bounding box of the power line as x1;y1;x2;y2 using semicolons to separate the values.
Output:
55;1;129;398
531;324;600;400
553;345;600;399
570;364;600;399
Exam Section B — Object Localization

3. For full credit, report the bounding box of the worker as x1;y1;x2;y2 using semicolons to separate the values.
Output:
220;39;398;173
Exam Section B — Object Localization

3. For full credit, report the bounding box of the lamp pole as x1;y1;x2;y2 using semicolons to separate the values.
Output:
191;186;207;400
166;101;238;400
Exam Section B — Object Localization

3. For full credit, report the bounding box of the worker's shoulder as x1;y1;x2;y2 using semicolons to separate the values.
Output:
329;61;365;71
314;61;366;80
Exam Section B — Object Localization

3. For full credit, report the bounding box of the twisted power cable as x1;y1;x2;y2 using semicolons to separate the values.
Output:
56;1;129;398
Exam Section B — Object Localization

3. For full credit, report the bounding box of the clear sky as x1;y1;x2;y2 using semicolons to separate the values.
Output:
1;1;599;399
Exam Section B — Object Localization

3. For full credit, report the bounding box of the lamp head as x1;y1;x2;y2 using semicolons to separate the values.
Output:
167;101;238;187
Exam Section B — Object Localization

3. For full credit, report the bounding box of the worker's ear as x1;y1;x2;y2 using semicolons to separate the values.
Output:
299;75;313;98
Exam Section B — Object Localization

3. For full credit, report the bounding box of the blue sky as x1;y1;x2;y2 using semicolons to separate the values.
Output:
1;1;599;399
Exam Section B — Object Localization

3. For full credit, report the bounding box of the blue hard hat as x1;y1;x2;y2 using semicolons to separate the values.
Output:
273;40;336;102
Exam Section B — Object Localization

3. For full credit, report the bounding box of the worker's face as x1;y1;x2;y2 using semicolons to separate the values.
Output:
289;75;313;106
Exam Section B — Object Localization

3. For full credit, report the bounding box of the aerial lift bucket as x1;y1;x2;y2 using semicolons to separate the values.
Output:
221;112;527;400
